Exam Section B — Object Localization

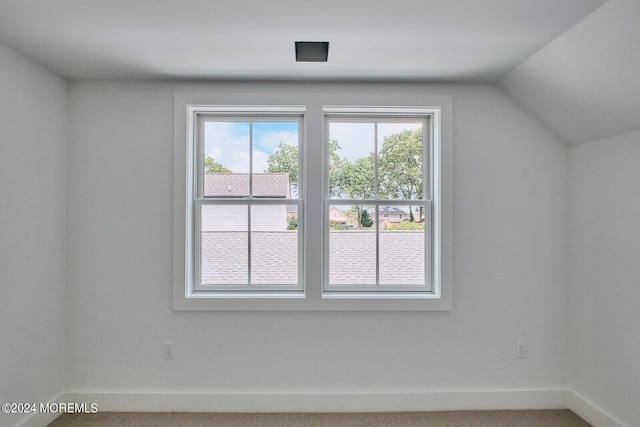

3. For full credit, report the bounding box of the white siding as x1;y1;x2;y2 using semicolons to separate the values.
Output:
252;205;288;231
201;204;287;231
201;205;247;231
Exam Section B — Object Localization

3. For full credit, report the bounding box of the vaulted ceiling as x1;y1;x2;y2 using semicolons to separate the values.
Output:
499;0;640;146
0;0;638;146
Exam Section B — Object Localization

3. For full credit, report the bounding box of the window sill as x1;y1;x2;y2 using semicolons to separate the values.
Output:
173;288;452;311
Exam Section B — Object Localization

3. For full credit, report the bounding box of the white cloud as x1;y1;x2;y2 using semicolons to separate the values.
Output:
204;122;298;173
254;130;298;152
329;122;422;162
329;122;374;161
253;150;270;174
204;122;250;173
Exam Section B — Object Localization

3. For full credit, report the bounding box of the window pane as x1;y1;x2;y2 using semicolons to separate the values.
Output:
204;121;250;197
377;123;423;200
253;122;299;199
379;205;426;286
329;205;376;286
328;122;375;199
200;204;248;285
251;204;298;285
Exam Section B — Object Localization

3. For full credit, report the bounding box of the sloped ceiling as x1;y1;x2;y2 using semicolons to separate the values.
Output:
499;0;640;146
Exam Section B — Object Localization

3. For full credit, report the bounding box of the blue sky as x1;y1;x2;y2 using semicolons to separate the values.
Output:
329;122;422;161
204;121;298;173
204;120;421;172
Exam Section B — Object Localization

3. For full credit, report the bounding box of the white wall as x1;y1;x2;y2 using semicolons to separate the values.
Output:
64;81;570;401
569;130;640;426
0;29;635;425
0;44;68;427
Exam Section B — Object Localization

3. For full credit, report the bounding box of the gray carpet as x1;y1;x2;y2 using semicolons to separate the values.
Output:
48;410;592;426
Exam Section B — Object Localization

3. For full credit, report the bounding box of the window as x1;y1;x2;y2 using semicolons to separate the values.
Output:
183;106;304;297
173;93;452;310
323;108;437;298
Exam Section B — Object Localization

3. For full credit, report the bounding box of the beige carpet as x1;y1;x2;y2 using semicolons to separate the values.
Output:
48;410;591;426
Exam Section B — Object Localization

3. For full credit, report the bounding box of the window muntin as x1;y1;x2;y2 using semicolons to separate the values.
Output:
324;114;432;294
192;112;303;294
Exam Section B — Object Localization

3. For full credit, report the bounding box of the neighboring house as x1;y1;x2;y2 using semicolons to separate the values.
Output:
286;205;298;220
378;206;409;230
202;173;291;231
329;206;348;224
328;206;411;228
379;206;408;223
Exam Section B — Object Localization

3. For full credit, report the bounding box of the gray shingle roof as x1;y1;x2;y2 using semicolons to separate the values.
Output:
201;230;424;286
204;173;291;198
379;206;408;215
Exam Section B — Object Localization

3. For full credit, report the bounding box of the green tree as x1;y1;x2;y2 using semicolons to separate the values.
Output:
287;217;298;230
332;154;375;224
409;207;415;222
378;128;424;221
360;208;373;228
327;140;345;197
204;156;231;173
378;129;423;200
267;142;299;186
268;141;344;197
332;154;375;199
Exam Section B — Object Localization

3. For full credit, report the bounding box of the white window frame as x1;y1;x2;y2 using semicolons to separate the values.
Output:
322;108;439;299
177;105;306;303
173;92;452;311
194;111;305;294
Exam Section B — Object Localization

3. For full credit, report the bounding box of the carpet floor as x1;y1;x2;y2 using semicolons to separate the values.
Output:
48;410;592;426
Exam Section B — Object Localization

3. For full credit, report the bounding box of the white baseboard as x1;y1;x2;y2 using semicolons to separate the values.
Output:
64;389;569;413
14;394;65;427
568;391;627;427
11;390;629;426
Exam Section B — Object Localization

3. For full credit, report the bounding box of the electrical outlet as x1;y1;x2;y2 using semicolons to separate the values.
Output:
516;341;527;359
163;342;175;359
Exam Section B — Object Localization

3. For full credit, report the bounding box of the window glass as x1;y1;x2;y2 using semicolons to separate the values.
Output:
328;123;375;199
250;204;299;285
328;204;377;286
325;117;429;291
254;121;299;198
377;123;423;200
197;116;302;290
378;205;426;286
204;121;250;197
200;204;248;285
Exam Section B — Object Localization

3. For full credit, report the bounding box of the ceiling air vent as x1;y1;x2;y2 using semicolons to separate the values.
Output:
295;41;329;62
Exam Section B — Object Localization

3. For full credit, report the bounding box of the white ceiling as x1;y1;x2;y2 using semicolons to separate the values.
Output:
0;0;606;81
3;0;639;146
